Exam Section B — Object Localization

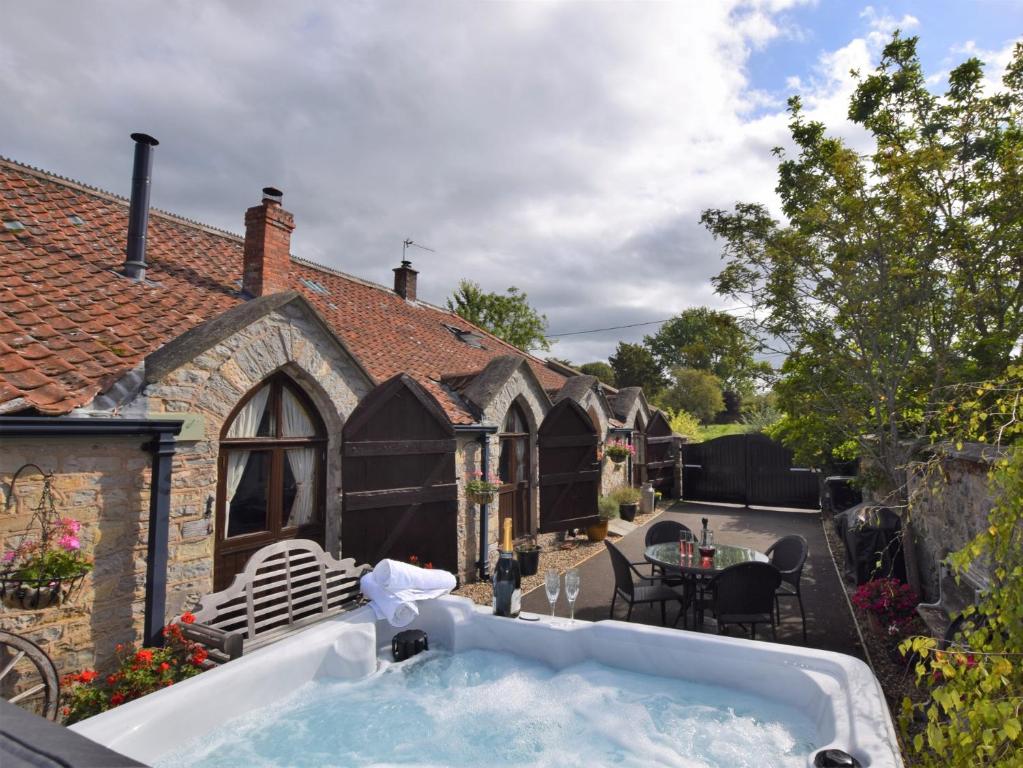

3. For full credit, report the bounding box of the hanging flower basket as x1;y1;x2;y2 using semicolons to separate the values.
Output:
466;489;496;506
1;464;93;611
1;570;89;610
464;470;501;506
603;439;635;464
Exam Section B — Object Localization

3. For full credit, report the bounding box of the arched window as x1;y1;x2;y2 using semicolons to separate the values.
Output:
216;373;326;588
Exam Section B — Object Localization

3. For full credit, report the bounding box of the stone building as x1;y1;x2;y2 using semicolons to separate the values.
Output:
0;147;661;674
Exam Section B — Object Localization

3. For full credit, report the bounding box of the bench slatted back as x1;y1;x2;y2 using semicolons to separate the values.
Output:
193;540;365;650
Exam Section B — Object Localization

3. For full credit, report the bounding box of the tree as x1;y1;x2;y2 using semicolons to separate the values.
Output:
702;36;1023;496
446;280;551;352
658;368;725;424
608;342;665;395
644;308;770;396
578;362;616;387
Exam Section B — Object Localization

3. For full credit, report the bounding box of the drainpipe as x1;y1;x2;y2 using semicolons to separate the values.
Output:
0;416;182;647
454;423;498;581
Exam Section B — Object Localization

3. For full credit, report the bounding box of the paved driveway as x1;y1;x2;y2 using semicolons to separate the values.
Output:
521;500;865;660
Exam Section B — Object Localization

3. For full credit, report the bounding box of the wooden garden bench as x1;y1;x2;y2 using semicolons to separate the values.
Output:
181;539;368;662
917;558;990;645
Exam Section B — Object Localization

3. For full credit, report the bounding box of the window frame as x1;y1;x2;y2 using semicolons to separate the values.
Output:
216;373;327;550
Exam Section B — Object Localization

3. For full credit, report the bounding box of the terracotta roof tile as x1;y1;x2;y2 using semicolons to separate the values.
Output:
0;157;565;419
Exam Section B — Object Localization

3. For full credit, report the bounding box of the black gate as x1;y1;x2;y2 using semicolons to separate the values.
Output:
682;433;820;509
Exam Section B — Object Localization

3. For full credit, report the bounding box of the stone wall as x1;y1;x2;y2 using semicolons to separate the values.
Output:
0;301;373;677
906;444;1000;603
1;438;150;676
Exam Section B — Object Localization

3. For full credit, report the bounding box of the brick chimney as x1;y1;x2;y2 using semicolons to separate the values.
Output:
393;260;418;301
243;187;294;297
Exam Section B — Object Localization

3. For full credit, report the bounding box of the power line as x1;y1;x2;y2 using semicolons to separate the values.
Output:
546;306;750;338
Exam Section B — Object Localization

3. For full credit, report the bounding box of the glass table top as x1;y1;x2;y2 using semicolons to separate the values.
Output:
644;541;768;574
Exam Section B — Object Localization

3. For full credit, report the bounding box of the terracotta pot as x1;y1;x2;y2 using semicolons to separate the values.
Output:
586;520;609;542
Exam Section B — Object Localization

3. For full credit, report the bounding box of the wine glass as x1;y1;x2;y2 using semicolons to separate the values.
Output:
544;568;560;617
565;569;580;623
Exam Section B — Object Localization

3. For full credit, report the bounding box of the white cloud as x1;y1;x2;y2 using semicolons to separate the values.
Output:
0;1;1014;364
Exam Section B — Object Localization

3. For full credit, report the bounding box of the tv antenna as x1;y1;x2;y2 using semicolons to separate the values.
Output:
402;238;435;265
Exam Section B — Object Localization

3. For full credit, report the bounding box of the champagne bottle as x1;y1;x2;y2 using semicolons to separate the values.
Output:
701;517;709;546
492;518;521;618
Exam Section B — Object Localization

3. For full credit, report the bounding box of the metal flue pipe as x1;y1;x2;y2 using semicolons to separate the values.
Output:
123;132;159;281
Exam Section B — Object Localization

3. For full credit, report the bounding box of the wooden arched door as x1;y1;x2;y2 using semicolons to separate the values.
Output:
215;373;326;590
538;399;600;532
341;374;458;571
498;401;532;539
646;410;675;497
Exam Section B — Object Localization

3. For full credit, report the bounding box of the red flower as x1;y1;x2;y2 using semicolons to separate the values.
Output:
78;669;98;684
424;562;434;569
135;649;154;665
115;643;124;653
107;674;119;686
110;693;125;706
190;648;208;665
180;612;196;625
159;662;171;672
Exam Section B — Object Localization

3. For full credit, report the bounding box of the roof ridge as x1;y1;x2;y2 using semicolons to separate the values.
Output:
292;255;560;371
0;155;244;243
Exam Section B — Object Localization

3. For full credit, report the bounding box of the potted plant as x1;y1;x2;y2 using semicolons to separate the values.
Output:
586;496;619;542
2;466;92;610
603;439;635;464
464;470;501;506
613;486;642;522
514;536;541;576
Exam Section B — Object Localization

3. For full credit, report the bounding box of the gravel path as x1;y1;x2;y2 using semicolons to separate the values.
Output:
453;506;665;607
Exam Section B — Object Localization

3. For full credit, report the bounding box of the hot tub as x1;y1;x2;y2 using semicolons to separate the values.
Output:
71;596;902;767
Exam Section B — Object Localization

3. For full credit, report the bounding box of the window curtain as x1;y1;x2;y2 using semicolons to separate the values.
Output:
224;385;270;535
282;388;316;525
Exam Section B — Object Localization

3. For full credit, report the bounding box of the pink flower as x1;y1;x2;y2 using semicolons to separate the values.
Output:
2;551;15;564
59;518;82;534
58;534;80;552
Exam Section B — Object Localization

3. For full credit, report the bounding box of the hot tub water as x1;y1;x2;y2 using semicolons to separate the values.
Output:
154;648;818;768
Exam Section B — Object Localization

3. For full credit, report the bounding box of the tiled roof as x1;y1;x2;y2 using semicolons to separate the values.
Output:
0;158;565;421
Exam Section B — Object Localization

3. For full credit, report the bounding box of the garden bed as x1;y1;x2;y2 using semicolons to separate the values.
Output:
820;509;927;759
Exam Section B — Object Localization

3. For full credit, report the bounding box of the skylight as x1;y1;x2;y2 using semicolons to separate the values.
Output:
68;214;84;225
299;277;329;295
3;220;25;231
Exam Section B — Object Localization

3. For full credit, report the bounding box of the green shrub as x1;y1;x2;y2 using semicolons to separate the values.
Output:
597;496;619;520
611;486;641;505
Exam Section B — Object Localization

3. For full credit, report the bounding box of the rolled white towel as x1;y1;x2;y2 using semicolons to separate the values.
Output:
360;572;419;628
374;559;457;598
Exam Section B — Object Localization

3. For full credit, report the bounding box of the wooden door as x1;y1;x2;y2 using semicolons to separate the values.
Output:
215;374;326;591
341;374;458;571
538;399;600;532
645;410;675;498
498;402;531;538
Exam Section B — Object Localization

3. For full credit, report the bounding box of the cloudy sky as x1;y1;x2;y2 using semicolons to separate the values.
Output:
2;1;1019;364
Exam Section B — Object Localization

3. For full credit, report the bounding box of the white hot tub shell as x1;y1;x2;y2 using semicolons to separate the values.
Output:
71;596;903;767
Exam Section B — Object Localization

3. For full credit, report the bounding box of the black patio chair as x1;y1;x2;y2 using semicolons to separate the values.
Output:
605;541;690;628
644;520;693;547
765;534;809;642
644;520;694;585
706;561;781;640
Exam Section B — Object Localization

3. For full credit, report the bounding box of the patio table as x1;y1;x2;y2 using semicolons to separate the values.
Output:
644;541;768;575
644;542;769;628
